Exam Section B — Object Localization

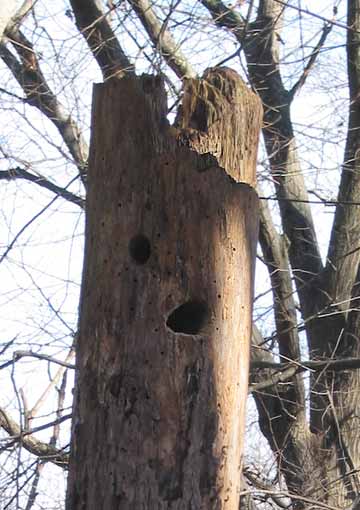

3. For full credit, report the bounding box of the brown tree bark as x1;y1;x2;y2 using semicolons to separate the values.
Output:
66;69;262;509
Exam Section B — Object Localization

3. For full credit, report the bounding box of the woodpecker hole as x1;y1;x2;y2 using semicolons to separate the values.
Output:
129;234;151;265
166;300;208;335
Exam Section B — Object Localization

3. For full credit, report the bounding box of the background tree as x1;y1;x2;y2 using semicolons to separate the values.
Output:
0;0;358;509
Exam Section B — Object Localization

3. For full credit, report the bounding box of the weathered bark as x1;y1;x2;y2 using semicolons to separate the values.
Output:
66;69;261;509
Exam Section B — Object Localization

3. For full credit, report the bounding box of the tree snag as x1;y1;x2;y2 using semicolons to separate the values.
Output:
66;68;262;509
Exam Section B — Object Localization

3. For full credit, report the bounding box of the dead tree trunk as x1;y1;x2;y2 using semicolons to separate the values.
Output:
66;68;262;509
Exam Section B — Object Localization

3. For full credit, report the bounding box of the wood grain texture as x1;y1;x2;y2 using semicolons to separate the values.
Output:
66;70;261;509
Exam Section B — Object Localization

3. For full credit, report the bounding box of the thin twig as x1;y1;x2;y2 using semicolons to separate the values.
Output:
272;0;349;33
289;22;333;99
29;348;75;419
0;336;17;356
0;175;80;266
240;487;341;510
0;167;84;208
0;405;69;466
251;356;360;372
24;461;44;510
2;413;72;440
0;350;75;371
129;0;196;79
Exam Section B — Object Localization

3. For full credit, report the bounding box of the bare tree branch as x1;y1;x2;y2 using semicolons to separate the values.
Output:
271;0;348;31
324;1;360;309
0;408;69;467
0;167;84;208
240;472;264;510
258;199;301;365
0;33;88;182
250;324;322;502
258;197;305;412
129;0;196;79
240;486;341;510
244;468;291;509
0;0;34;40
201;0;323;327
50;370;68;447
200;0;244;34
305;0;360;439
69;0;134;78
251;356;360;373
29;349;75;420
0;336;17;356
24;461;44;510
3;0;37;35
0;350;76;371
289;22;333;99
0;179;78;265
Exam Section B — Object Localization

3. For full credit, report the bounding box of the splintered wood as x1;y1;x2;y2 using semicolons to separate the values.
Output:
176;67;261;186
